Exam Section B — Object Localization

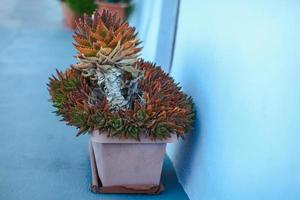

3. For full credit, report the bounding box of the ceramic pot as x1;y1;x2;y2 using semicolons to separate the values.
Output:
89;130;177;188
96;1;127;21
61;2;78;29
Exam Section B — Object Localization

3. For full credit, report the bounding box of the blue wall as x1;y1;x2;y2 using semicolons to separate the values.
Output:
129;0;178;71
167;1;300;200
129;0;163;64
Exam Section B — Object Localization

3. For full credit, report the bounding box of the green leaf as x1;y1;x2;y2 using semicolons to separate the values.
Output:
136;109;147;121
127;125;138;139
65;0;97;16
154;124;168;137
70;108;88;127
111;117;124;133
64;78;80;91
91;112;106;127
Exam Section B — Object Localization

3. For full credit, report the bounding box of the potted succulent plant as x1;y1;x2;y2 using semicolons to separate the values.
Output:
48;10;194;194
96;0;133;21
60;0;97;29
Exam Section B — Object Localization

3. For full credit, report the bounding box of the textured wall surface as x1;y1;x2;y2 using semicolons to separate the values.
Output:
167;1;300;200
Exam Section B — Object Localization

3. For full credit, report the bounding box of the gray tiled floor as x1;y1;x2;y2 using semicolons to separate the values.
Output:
0;0;188;199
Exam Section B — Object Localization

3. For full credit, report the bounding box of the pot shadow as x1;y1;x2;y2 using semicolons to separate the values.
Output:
160;156;190;199
169;109;203;186
167;48;214;187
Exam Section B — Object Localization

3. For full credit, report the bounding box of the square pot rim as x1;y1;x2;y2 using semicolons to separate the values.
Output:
90;130;178;144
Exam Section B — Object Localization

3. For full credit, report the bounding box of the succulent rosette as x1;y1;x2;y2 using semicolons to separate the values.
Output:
48;10;194;140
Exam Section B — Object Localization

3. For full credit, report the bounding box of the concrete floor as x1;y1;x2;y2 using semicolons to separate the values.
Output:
0;0;188;199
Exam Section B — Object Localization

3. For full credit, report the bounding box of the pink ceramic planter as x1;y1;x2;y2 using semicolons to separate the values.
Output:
89;130;177;189
61;2;78;30
96;2;127;21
